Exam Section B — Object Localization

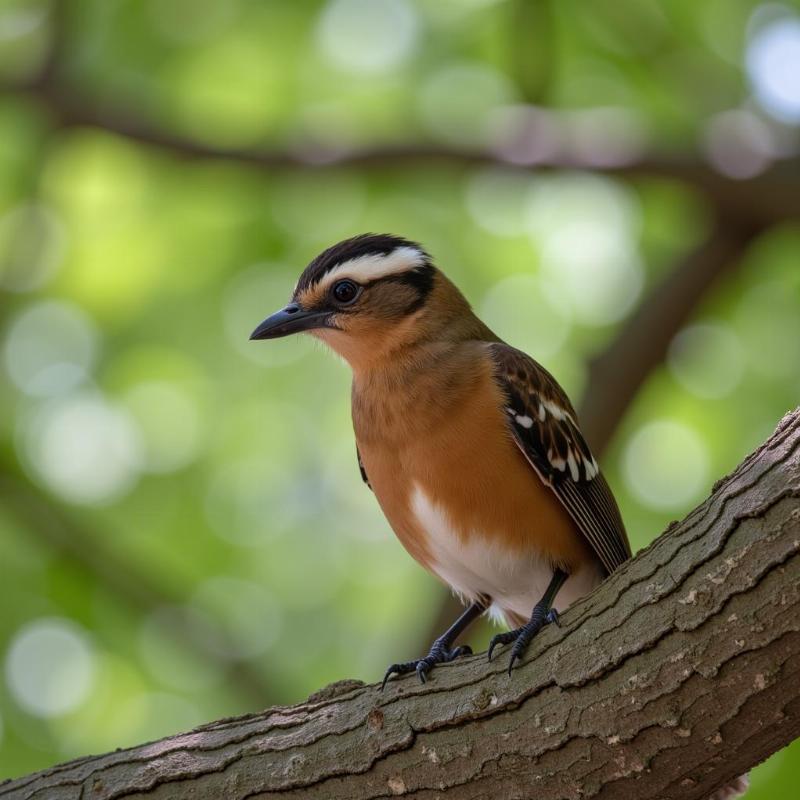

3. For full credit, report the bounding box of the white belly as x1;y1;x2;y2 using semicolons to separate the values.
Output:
411;485;603;624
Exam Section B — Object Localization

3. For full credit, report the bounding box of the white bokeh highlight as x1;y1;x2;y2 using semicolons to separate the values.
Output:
3;300;98;397
317;0;418;74
5;618;96;717
747;13;800;123
529;175;644;327
623;420;710;511
21;391;143;505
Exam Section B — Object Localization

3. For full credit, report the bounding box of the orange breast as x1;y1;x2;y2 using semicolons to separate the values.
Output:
353;348;597;592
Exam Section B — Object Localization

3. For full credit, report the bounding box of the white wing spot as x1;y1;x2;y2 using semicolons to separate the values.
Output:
542;400;576;424
515;414;533;428
538;402;546;421
567;451;580;481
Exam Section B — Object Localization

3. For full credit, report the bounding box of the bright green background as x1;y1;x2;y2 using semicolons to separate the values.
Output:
0;0;798;790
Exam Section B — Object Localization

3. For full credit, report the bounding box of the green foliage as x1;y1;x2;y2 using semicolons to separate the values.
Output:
0;0;798;791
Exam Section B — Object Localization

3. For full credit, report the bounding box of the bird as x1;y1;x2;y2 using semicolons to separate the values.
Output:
250;233;632;684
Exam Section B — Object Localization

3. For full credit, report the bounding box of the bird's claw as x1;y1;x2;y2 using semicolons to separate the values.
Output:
487;627;522;662
487;605;559;674
381;643;472;690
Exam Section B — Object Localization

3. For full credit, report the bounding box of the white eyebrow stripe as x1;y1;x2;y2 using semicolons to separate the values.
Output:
318;246;426;289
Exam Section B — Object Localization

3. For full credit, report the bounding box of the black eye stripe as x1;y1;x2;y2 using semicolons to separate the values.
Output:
380;267;436;311
360;267;434;291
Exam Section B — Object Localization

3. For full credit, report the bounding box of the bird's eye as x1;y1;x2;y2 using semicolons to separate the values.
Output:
332;280;359;304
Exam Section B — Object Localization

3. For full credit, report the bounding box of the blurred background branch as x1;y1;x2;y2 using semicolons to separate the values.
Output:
580;214;764;454
0;465;276;709
1;0;799;789
3;2;799;224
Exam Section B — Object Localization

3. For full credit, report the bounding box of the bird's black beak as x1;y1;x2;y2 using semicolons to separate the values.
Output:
249;304;333;340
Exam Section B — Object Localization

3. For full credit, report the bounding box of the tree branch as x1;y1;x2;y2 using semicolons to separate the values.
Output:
16;77;800;225
4;11;800;228
3;408;799;799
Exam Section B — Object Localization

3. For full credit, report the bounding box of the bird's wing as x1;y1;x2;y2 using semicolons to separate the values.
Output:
357;446;372;490
488;343;631;575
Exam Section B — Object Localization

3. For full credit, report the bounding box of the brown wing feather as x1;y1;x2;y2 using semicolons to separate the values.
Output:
488;343;631;575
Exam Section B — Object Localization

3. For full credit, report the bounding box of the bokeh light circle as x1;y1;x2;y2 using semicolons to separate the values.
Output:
419;62;517;146
465;168;535;236
747;14;800;123
623;420;710;511
528;174;643;326
539;221;643;326
21;391;143;505
317;0;419;74
3;300;98;397
668;323;744;399
479;274;570;358
5;618;96;717
123;381;203;473
704;110;775;179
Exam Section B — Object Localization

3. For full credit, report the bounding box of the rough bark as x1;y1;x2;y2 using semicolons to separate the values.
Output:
3;409;800;799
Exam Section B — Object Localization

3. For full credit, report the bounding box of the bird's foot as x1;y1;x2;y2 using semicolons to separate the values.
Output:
488;607;559;674
381;639;472;690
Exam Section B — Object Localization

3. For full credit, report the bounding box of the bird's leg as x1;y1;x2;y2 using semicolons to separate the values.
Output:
488;568;568;674
381;598;487;689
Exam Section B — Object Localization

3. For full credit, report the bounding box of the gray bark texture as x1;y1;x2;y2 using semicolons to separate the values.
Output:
3;409;800;800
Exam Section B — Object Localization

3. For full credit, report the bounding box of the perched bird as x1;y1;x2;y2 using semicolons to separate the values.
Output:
250;233;751;799
250;233;631;683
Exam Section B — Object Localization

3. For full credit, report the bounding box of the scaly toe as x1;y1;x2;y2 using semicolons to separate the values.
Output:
487;628;523;662
381;660;419;691
382;643;473;689
506;617;547;673
447;644;472;662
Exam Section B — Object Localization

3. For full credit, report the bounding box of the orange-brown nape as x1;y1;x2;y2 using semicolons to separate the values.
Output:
250;233;631;684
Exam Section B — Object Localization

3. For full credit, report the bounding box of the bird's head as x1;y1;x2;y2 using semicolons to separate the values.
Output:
250;234;471;369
